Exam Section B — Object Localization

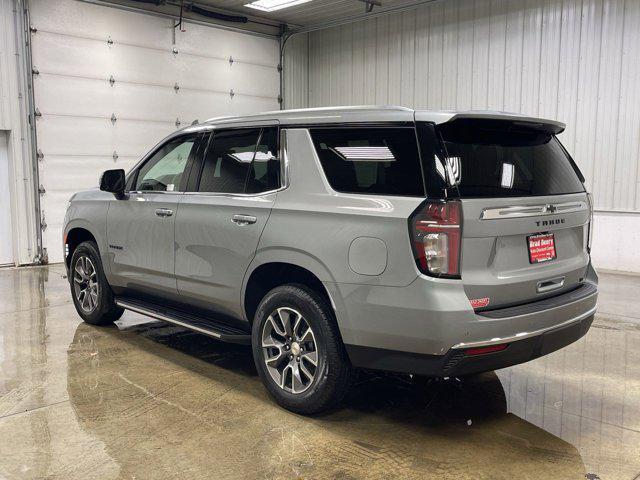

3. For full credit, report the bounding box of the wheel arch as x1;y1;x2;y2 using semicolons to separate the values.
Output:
64;224;100;270
242;250;338;327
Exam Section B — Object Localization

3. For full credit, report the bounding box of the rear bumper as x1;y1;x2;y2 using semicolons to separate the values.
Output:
331;263;598;376
346;310;594;377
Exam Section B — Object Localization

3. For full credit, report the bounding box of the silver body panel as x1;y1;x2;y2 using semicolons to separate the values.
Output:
175;191;276;319
63;106;596;370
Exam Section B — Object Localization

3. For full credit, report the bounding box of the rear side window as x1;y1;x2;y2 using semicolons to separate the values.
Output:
310;128;425;196
198;129;261;193
436;120;585;197
246;127;280;194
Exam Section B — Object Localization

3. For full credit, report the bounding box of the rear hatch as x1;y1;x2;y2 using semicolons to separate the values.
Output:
435;117;591;311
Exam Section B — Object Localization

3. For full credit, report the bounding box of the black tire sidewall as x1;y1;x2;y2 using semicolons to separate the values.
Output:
252;284;349;413
69;241;120;325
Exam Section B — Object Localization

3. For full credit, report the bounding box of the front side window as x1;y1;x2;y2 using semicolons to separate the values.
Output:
135;135;197;192
198;129;261;193
309;127;425;196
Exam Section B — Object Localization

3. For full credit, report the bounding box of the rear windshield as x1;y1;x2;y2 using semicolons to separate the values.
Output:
436;120;585;197
310;127;425;196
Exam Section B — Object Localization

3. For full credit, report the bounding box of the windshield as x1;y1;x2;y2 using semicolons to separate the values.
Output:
435;119;585;198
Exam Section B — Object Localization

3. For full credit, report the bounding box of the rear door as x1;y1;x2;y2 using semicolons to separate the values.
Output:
434;119;590;310
175;126;280;319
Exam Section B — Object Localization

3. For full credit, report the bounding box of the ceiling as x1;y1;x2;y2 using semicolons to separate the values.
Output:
195;0;433;28
103;0;436;35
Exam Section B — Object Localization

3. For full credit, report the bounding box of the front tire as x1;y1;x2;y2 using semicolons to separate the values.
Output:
252;284;351;415
69;241;123;325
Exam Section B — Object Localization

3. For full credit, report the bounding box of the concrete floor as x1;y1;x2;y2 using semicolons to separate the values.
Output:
0;266;639;480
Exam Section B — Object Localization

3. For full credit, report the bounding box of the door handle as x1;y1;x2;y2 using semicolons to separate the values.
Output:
232;214;257;226
155;208;174;218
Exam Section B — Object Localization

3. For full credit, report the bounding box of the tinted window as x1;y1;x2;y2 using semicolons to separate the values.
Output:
198;129;260;193
436;120;585;197
416;122;449;198
135;135;197;192
246;127;280;194
310;128;425;196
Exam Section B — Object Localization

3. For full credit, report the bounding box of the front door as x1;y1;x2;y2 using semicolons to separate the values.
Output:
107;132;201;296
176;126;280;319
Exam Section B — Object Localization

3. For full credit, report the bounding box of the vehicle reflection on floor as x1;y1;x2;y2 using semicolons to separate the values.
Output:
0;265;638;479
64;319;585;480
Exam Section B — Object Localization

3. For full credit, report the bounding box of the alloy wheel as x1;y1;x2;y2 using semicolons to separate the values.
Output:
73;256;99;313
261;307;319;394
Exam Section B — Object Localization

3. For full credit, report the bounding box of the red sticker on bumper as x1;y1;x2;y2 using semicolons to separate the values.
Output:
470;297;490;309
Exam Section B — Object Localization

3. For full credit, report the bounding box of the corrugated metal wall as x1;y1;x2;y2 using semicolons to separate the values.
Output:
0;0;39;265
288;0;640;213
284;33;309;110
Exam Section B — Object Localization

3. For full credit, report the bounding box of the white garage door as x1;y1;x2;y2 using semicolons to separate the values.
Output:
29;0;280;263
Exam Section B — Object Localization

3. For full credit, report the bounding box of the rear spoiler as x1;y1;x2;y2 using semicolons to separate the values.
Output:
445;112;566;135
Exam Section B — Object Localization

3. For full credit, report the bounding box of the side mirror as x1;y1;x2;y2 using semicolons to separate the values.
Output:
99;169;126;198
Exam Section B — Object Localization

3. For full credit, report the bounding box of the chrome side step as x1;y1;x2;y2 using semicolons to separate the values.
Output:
115;298;251;345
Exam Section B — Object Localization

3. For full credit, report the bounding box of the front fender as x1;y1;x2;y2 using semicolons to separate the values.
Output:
63;197;110;276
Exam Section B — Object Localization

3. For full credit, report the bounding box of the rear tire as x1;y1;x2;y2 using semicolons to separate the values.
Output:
69;241;123;325
252;284;351;415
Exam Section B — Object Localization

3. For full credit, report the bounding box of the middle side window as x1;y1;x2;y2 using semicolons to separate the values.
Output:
198;128;261;193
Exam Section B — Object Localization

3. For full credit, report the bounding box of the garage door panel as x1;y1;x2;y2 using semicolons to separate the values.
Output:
36;117;114;155
31;0;172;49
30;0;279;263
41;156;121;196
176;22;279;66
37;115;175;160
112;121;176;158
175;90;278;120
32;33;115;80
33;34;183;87
35;76;183;123
174;56;279;97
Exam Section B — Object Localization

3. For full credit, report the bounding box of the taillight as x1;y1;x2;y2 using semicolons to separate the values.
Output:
586;193;594;253
410;200;462;278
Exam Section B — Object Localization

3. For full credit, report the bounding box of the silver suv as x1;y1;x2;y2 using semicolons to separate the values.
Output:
63;106;598;414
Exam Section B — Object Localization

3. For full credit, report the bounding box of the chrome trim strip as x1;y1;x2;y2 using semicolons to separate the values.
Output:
115;300;222;339
451;305;596;350
480;201;588;220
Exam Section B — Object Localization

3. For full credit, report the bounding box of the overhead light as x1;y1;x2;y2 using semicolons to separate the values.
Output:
333;146;396;162
244;0;312;12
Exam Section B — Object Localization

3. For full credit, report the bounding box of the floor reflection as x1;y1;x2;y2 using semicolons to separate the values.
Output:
61;320;586;479
0;265;638;479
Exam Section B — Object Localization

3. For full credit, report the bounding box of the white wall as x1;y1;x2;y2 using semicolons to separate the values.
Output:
285;0;640;273
0;132;14;265
28;0;280;263
0;0;39;266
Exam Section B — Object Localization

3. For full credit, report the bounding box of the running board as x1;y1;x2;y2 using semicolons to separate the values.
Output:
115;298;251;345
